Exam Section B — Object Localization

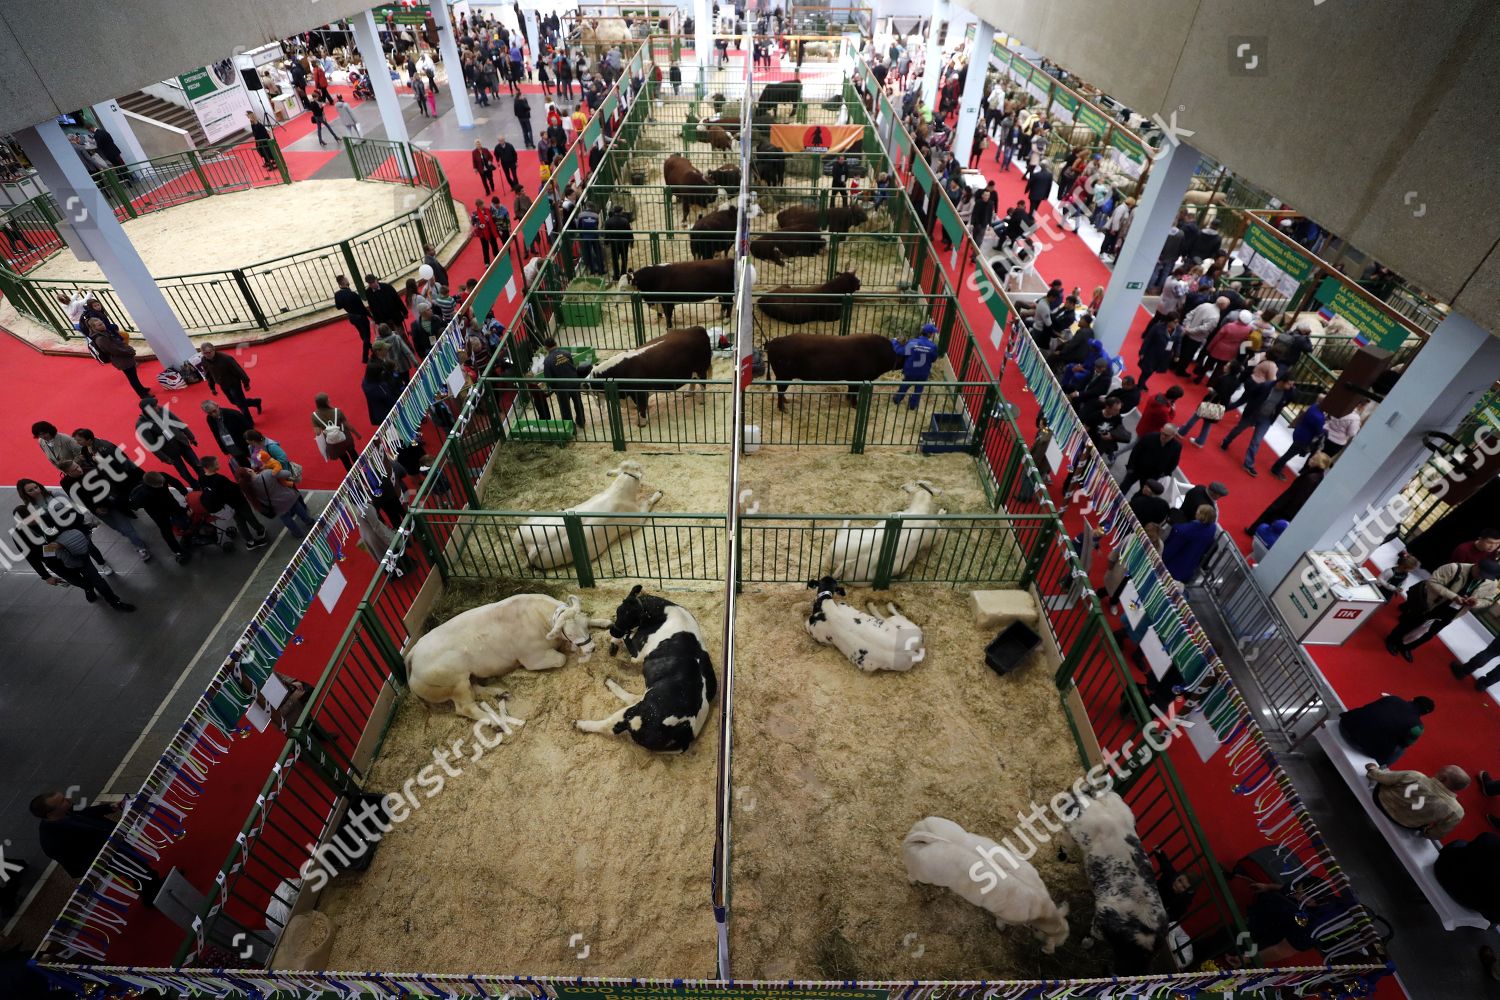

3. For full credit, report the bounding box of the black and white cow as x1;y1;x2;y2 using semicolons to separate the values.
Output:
575;585;717;753
805;576;926;672
1062;790;1168;974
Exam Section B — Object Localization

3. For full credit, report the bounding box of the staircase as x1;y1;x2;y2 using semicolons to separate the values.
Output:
116;90;253;153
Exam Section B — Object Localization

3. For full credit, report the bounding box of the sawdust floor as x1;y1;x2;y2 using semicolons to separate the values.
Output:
728;583;1107;981
317;578;723;977
741;359;966;448
482;443;730;512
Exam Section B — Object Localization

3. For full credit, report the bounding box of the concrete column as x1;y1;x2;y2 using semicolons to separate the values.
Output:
429;0;474;128
1092;137;1199;355
1254;312;1500;589
920;0;949;115
695;0;714;79
951;19;993;165
15;121;194;367
352;9;413;152
90;101;148;169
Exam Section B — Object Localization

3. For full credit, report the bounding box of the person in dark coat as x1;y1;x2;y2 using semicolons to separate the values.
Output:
86;318;150;398
514;94;534;148
1434;833;1500;925
1337;694;1433;767
542;338;585;427
364;273;407;329
1121;426;1183;497
32;791;159;893
200;399;255;461
421;246;450;290
1111;376;1143;414
1025;163;1053;215
1172;480;1229;525
1136;315;1177;391
604;204;634;278
361;361;403;424
199;342;261;418
245;111;277;170
90;125;126;171
334;274;373;362
969;186;996;247
1161;504;1218;582
128;470;192;562
494;138;520;192
1248;451;1330;534
199;455;267;549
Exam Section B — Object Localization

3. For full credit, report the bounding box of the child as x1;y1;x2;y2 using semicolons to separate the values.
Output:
1376;552;1421;601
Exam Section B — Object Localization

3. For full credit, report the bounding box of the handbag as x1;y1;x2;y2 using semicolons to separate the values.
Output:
1196;401;1225;422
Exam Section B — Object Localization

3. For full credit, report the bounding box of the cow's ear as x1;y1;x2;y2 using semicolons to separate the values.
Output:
628;584;643;598
806;579;818;589
836;586;846;596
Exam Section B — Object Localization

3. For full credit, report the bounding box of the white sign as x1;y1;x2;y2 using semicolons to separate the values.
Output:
317;563;347;614
178;61;255;145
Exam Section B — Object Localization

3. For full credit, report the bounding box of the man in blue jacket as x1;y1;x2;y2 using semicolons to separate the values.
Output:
1269;394;1326;480
891;323;939;409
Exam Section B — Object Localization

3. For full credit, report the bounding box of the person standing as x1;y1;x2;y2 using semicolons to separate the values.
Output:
307;99;338;146
1219;376;1297;477
1269;396;1327;480
245;111;278;171
251;466;317;536
200;399;254;463
311;393;360;471
1161;504;1219;582
85;318;150;398
128;470;192;563
1121;425;1183;498
137;399;205;487
494;137;520;193
1323;406;1364;457
334;95;361;137
412;72;429;117
574;201;603;275
542;338;585;428
198;456;268;549
1135;315;1177;392
890;323;939;410
471;198;501;265
198;343;261;418
364;273;407;330
604;204;634;278
514;93;534;148
969;186;996;250
421;245;450;290
829;155;850;208
362;361;403;424
472;140;497;195
33;421;82;470
1025;160;1053;216
13;479;116;581
1175;295;1226;375
333;274;374;363
1248;452;1330;534
1386;559;1500;661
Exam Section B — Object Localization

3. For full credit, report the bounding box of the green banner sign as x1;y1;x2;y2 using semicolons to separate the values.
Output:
976;266;1012;330
473;246;516;313
583;114;602;146
911;153;934;194
521;195;551;244
556;148;580;190
1055;89;1079;116
1314;276;1408;351
600;92;619;120
1243;222;1316;282
892;122;911;157
1014;61;1032;84
1078;104;1109;137
937;194;963;245
554;987;888;1000
177;68;218;102
1109;128;1146;163
374;3;429;25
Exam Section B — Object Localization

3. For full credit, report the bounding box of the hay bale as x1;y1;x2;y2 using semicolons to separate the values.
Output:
971;589;1040;630
874;302;930;339
274;912;335;970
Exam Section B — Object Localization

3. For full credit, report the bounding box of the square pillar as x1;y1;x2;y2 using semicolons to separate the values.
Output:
16;121;194;367
920;0;949;115
429;0;474;129
90;101;149;169
952;20;994;164
352;9;413;155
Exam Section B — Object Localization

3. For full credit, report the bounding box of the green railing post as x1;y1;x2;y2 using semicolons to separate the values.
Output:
839;295;853;338
230;269;270;330
343;136;361;179
270;136;291;184
101;169;136;220
359;603;409;688
872;516;903;590
339;240;362;283
186;150;213;196
631;296;647;346
412;516;450;582
604;381;628;451
562;513;597;588
850;381;873;454
1053;614;1100;690
485;384;508;444
1020;518;1059;589
649;231;661;265
826;232;841;283
398;142;416;184
663;186;674;229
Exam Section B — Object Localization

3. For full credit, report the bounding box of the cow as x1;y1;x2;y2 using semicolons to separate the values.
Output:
587;326;712;426
1062;791;1169;975
751;140;787;186
763;333;901;411
756;272;862;324
512;460;664;570
707;164;742;188
778;204;869;233
748;237;790;267
619;258;735;325
663;154;715;220
405;594;609;723
690;207;738;260
903;816;1070;953
805;576;926;672
576;585;717;753
749;229;825;261
703;125;733;151
823;482;946;585
755;80;803;119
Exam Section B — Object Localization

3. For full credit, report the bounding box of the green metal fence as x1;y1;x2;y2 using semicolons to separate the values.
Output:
490;376;736;449
743;379;996;452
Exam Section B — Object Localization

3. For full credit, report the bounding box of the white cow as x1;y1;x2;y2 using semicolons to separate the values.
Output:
405;594;609;722
1063;791;1169;975
805;575;926;672
903;816;1070;953
824;481;946;585
513;460;664;570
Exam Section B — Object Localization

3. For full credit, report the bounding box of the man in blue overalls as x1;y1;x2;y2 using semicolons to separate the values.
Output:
892;322;939;409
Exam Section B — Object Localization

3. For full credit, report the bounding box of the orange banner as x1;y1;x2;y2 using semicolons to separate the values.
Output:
769;123;863;154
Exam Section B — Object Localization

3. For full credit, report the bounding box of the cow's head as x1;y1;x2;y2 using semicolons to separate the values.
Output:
750;240;787;267
546;595;605;661
616;271;637;292
805;576;845;628
607;583;670;650
844;206;870;229
606;459;644;483
806;576;846;597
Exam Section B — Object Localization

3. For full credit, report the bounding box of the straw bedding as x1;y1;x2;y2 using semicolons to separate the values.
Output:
728;583;1107;980
482;443;731;514
316;577;724;977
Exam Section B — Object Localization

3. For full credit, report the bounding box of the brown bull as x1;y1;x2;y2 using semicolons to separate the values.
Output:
763;334;901;411
587;326;712;425
756;272;862;324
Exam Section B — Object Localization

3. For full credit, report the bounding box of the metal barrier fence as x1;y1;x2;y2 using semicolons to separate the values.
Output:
0;137;458;337
743;379;996;451
1193;535;1332;748
490;376;736;449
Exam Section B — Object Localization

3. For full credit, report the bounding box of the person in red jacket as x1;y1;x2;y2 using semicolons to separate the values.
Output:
1198;309;1254;383
471;140;496;196
1136;385;1184;437
471;198;501;265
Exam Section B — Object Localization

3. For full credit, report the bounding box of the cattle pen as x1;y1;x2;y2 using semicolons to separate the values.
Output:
33;31;1392;1000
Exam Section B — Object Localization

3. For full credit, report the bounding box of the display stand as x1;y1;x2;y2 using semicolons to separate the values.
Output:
1270;550;1383;644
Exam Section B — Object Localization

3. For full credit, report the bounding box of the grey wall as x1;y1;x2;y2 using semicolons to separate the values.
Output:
0;0;374;130
962;0;1500;333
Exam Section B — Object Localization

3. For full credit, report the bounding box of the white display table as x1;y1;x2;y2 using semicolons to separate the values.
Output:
1270;550;1384;644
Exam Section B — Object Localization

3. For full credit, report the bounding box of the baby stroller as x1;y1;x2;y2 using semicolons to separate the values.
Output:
349;71;376;101
177;491;238;554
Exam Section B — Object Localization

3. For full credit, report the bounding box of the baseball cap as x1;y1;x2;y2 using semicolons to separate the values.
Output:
921;322;938;334
1208;481;1230;498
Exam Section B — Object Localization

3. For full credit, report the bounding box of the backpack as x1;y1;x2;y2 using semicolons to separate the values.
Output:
85;335;109;365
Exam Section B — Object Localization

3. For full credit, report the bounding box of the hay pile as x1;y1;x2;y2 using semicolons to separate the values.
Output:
728;584;1105;981
316;578;724;977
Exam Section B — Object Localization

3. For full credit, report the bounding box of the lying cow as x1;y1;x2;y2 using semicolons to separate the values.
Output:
663;154;716;220
824;482;946;585
406;594;608;722
805;575;925;672
513;460;663;570
619;258;735;325
903;816;1070;953
778;204;869;234
763;333;902;410
587;326;712;425
1063;791;1168;975
756;272;861;324
576;585;717;753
